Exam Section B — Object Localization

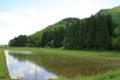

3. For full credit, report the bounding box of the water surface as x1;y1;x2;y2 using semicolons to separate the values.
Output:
5;50;58;80
5;50;120;79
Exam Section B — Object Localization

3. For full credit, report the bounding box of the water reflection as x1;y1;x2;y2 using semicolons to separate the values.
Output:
5;50;120;79
5;50;58;80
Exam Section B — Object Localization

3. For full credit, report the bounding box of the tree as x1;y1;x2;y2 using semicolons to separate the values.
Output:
95;14;112;50
64;19;80;49
9;35;28;47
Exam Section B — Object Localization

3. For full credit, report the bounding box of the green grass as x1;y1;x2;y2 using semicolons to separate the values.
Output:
59;70;120;80
0;48;9;80
7;47;120;80
8;47;120;58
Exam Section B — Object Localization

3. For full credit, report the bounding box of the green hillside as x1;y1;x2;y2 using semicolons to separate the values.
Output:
9;5;120;50
29;18;80;46
30;6;120;46
98;6;120;35
97;6;120;49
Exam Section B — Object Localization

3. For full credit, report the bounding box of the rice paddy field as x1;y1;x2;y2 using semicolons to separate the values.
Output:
1;47;120;80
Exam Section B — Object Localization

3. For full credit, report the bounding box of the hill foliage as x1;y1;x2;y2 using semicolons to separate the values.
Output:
9;6;120;50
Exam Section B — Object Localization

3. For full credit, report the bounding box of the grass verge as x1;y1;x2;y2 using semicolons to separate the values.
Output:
0;48;9;80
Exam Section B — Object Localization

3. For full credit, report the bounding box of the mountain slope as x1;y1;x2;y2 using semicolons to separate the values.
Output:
98;6;120;36
29;18;80;46
31;6;120;41
30;5;120;48
9;5;120;50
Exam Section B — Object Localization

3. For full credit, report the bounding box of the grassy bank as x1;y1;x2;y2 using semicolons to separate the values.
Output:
0;48;9;80
7;47;120;80
8;47;120;58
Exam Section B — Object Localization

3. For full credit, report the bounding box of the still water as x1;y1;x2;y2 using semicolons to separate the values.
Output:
5;50;58;80
5;50;120;80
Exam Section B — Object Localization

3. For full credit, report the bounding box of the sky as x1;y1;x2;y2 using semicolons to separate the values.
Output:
0;0;120;45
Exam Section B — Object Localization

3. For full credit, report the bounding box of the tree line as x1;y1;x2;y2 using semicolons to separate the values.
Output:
9;14;120;50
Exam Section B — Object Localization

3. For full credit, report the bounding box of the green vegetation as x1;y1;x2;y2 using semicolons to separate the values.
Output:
98;6;120;49
9;35;29;47
9;14;113;50
8;47;120;80
8;47;120;58
9;6;120;50
59;70;120;80
64;14;112;50
6;5;120;80
0;48;9;80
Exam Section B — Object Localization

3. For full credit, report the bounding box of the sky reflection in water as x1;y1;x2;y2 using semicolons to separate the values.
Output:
5;50;58;80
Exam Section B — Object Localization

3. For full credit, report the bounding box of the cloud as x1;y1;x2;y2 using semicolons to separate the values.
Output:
0;9;44;44
0;0;119;44
0;8;60;44
0;12;24;25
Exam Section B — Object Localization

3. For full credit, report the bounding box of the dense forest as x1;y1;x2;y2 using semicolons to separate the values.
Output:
9;6;120;50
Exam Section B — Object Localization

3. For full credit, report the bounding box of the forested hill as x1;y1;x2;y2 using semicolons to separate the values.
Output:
97;6;120;50
29;18;80;46
9;6;120;50
98;6;120;27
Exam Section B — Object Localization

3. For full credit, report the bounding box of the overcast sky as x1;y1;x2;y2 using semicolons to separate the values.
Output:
0;0;120;45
